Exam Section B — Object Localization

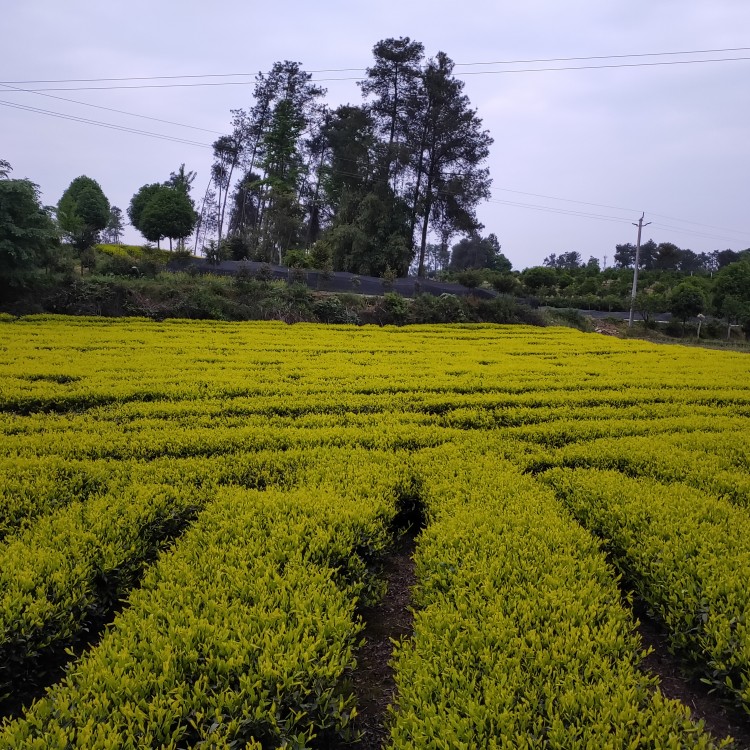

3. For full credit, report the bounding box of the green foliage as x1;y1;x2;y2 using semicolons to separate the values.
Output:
521;265;558;292
203;239;229;266
94;244;166;278
545;467;750;711
223;233;251;261
130;184;197;248
0;178;59;284
410;52;494;276
634;290;666;322
2;318;747;744
313;295;358;324
381;264;397;284
102;205;124;244
96;243;170;263
320;191;413;277
57;176;110;251
449;233;511;272
713;258;750;323
254;263;274;283
139;186;197;247
669;281;706;324
0;457;111;541
406;293;467;324
389;451;718;747
283;248;311;268
378;292;409;325
452;268;482;288
486;272;518;294
127;183;162;239
546;307;594;332
544;251;583;270
0;480;211;696
2;483;393;747
309;241;332;270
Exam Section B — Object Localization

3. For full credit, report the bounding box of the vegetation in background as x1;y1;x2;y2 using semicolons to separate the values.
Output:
0;167;59;287
56;176;110;255
189;39;492;277
128;166;197;251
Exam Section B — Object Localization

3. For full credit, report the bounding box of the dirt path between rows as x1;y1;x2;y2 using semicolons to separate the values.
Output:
635;604;750;749
345;535;416;749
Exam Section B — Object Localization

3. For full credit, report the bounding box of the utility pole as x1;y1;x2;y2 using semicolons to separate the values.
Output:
628;213;651;327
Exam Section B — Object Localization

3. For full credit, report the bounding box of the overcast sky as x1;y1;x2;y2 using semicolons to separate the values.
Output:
3;0;749;270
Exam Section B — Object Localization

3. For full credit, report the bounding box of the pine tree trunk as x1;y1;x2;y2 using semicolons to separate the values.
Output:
219;156;238;242
408;123;429;250
194;177;213;254
418;170;434;277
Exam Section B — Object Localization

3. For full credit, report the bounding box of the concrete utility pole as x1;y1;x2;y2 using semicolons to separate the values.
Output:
628;213;651;327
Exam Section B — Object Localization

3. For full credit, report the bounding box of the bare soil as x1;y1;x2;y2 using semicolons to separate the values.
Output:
593;320;622;337
344;535;416;749
635;604;750;749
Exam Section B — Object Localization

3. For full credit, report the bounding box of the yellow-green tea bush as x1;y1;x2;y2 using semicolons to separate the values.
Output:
387;450;720;747
1;478;398;749
0;483;210;698
544;468;750;709
1;317;749;744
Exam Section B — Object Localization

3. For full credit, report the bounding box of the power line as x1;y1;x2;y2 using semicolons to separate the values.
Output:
489;187;749;238
438;178;749;239
454;46;750;66
4;46;749;84
0;100;212;148
5;94;741;242
450;191;746;244
456;56;750;77
644;212;749;237
0;68;361;85
491;187;638;215
648;222;749;244
482;197;634;225
326;167;750;242
2;55;749;92
4;98;746;243
486;196;746;243
0;82;224;135
4;72;747;246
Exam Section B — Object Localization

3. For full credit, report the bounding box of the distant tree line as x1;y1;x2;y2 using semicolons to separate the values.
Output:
541;245;745;274
611;241;744;273
512;247;750;338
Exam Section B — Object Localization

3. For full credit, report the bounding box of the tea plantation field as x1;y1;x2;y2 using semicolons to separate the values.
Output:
1;316;748;748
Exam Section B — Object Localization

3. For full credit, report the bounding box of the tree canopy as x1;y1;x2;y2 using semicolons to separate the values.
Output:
449;233;510;272
669;280;706;326
0;178;59;284
129;181;197;249
57;176;110;251
139;188;197;250
713;256;750;325
186;39;494;277
102;206;124;244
